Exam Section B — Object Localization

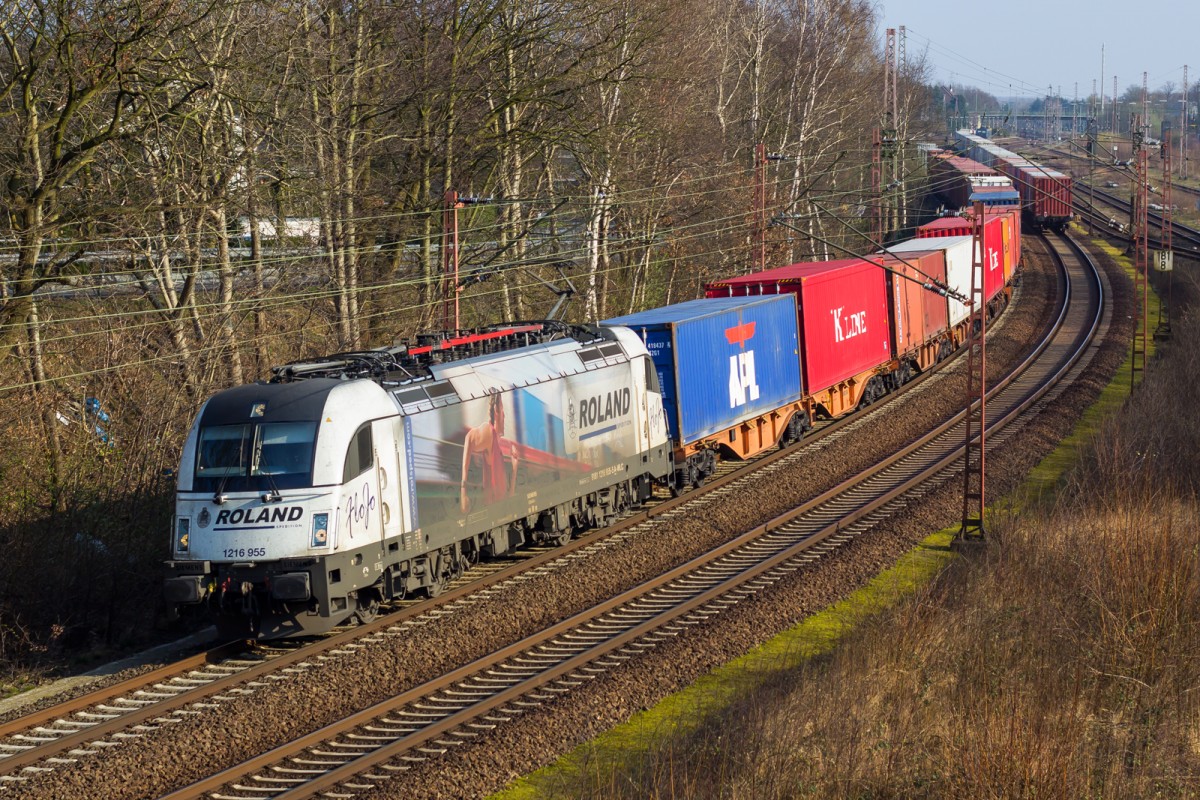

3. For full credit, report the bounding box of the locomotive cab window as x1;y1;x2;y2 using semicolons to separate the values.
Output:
195;421;317;491
643;356;661;393
342;424;374;483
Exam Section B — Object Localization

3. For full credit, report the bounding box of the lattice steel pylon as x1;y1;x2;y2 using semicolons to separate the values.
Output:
441;190;464;332
958;202;987;541
1130;116;1149;392
1183;66;1189;180
871;128;883;247
1156;130;1173;340
752;143;767;274
880;27;898;242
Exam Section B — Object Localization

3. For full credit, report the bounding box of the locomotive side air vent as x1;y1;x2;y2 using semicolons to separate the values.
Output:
425;382;458;400
598;343;624;358
394;387;428;406
393;380;459;409
577;347;605;364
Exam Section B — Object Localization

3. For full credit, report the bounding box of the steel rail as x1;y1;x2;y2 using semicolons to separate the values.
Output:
0;265;1014;786
156;232;1104;800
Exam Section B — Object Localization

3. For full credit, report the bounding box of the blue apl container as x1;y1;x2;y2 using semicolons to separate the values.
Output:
605;295;803;446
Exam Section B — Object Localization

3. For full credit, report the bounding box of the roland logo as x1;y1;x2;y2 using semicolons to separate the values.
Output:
216;506;304;526
578;388;631;427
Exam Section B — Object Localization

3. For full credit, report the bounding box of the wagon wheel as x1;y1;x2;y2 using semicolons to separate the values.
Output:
669;467;688;498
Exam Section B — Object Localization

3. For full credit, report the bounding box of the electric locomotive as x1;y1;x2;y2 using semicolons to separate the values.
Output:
164;322;673;639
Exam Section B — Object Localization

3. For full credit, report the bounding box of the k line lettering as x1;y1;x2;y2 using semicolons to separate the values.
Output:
831;307;867;343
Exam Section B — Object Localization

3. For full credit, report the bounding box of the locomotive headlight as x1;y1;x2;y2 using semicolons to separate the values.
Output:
310;512;330;549
175;517;191;554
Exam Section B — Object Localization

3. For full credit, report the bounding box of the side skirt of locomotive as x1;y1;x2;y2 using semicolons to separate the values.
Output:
169;454;672;640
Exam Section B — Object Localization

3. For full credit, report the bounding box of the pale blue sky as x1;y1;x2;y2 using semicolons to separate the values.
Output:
877;2;1195;102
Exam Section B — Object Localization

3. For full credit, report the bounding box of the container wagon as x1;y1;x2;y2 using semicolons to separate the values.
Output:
955;130;1072;230
603;295;805;490
704;258;895;417
916;208;1020;300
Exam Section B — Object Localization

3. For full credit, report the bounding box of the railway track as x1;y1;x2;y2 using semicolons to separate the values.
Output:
1031;142;1200;253
6;230;1096;800
0;279;1015;792
0;363;966;789
0;319;974;776
145;231;1101;799
0;233;1103;799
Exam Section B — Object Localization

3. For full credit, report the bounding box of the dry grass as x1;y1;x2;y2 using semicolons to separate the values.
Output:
551;503;1200;800
0;298;352;680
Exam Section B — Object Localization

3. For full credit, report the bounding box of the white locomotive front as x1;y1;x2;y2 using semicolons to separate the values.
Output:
164;323;672;639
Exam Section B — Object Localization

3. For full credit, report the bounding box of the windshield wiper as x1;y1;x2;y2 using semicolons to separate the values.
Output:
259;470;283;503
212;426;250;505
213;472;231;505
252;435;283;503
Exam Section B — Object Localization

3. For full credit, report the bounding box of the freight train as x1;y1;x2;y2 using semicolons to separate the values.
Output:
954;130;1073;230
164;144;1043;640
926;149;1020;213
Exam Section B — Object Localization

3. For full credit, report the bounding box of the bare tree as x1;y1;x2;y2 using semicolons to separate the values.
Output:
0;0;212;493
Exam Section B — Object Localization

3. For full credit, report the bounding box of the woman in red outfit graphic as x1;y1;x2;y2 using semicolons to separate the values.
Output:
460;392;519;513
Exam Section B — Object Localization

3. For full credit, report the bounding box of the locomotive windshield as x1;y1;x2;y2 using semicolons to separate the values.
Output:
193;421;318;491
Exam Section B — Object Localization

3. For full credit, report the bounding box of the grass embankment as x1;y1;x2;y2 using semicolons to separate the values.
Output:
503;237;1200;798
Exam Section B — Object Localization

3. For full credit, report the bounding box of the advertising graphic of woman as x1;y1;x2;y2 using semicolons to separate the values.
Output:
460;392;519;513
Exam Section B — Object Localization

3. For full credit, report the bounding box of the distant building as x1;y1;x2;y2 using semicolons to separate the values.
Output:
235;217;321;244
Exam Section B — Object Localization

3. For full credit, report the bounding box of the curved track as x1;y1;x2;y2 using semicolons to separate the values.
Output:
0;233;1107;799
149;230;1105;800
0;269;1013;787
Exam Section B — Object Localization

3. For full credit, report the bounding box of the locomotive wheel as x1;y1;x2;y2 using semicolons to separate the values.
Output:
354;592;381;624
426;573;450;598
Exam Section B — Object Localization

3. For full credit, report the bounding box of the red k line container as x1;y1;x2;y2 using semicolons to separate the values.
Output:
915;213;1008;302
873;250;949;352
705;258;892;396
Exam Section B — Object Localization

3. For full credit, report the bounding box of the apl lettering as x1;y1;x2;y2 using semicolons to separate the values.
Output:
728;351;760;408
725;319;760;409
831;307;868;343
